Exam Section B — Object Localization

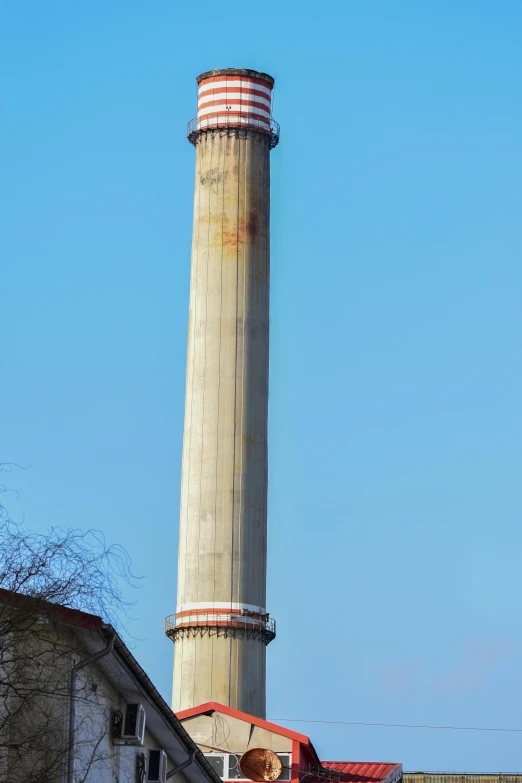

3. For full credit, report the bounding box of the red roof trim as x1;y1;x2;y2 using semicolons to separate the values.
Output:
176;702;312;745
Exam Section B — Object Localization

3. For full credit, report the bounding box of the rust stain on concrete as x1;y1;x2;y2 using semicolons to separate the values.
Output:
218;212;259;249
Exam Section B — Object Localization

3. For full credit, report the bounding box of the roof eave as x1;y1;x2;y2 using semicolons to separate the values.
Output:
176;701;312;746
72;625;222;783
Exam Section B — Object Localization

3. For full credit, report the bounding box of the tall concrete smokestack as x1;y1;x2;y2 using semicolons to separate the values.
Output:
166;69;279;719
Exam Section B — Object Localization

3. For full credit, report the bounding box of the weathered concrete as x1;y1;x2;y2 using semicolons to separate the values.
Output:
173;126;272;717
181;710;292;754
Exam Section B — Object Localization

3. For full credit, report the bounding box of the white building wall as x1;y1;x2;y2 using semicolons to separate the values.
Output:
73;654;190;782
1;621;194;783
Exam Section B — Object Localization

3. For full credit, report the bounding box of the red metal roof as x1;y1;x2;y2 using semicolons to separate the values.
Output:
176;704;402;783
321;762;403;783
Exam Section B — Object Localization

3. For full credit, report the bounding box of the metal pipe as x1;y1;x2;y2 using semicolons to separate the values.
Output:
66;628;116;783
166;748;197;780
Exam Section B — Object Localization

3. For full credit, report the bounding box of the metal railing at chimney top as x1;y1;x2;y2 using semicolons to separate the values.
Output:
187;115;280;149
164;611;276;646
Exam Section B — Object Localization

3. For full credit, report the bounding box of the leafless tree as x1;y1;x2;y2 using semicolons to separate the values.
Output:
0;463;138;783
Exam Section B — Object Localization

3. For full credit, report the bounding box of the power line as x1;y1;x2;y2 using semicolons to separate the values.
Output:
268;718;522;734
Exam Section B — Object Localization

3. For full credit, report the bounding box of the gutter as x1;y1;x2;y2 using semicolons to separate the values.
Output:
167;749;197;780
67;625;116;783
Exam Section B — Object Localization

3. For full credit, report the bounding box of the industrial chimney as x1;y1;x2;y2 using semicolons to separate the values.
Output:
166;69;279;719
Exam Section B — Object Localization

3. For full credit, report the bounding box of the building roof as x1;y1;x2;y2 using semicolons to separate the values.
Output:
176;703;403;783
0;586;102;630
322;762;403;783
176;701;314;745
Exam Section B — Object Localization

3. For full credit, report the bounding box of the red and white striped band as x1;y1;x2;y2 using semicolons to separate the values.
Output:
174;601;269;630
196;75;273;132
177;602;266;614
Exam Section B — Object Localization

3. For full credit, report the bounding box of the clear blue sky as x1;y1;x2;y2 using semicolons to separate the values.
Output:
3;0;522;772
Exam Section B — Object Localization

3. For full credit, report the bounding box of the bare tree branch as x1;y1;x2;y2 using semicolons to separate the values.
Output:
0;464;141;783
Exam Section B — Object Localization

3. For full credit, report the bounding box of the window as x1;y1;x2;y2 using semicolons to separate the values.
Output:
228;755;244;779
277;754;292;781
203;753;291;781
205;755;225;778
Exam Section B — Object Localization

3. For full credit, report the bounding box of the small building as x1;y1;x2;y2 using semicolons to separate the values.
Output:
176;702;403;783
0;589;222;783
405;776;522;783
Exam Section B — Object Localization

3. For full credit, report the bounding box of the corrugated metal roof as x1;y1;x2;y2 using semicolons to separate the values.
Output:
322;761;403;783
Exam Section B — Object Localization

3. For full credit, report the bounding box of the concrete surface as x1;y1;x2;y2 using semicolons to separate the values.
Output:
173;128;272;718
